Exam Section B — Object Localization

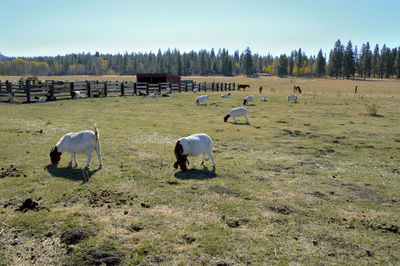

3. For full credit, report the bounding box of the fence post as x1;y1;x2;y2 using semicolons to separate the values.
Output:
133;83;137;95
185;83;188;92
86;81;91;97
70;82;74;98
204;82;207;92
25;80;31;103
212;82;214;92
146;82;149;95
104;82;108;97
120;82;124;96
158;83;162;94
50;84;55;99
233;83;236;91
178;82;181;93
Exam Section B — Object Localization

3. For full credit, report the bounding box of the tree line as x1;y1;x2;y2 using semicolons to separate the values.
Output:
0;40;399;79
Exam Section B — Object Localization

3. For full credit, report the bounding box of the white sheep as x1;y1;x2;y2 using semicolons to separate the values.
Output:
166;87;171;93
224;107;248;123
259;96;268;102
288;95;298;103
174;133;215;171
149;93;157;98
243;95;254;105
193;88;198;93
220;93;231;98
196;95;209;105
50;125;102;170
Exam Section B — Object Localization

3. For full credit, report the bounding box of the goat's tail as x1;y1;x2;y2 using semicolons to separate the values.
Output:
94;124;99;142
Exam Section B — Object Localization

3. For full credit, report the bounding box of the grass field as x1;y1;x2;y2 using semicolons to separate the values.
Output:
1;76;399;265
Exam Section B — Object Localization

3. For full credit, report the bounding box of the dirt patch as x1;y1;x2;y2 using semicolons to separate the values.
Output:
212;185;238;196
84;248;122;265
306;191;326;198
127;224;143;232
0;165;25;178
60;227;87;245
16;198;46;212
267;205;293;215
87;189;129;207
182;234;196;244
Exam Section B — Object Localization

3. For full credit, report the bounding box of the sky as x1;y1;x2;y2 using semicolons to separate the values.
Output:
1;0;399;58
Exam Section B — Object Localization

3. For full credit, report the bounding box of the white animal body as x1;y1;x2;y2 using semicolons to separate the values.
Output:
193;88;198;93
288;95;298;103
72;90;82;99
196;95;209;105
243;95;254;105
259;96;268;102
7;91;14;102
220;93;231;98
149;93;157;98
174;133;215;170
224;107;248;123
51;125;102;169
37;97;46;103
166;87;171;93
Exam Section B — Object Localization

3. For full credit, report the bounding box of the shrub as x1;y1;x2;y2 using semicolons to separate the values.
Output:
366;103;379;116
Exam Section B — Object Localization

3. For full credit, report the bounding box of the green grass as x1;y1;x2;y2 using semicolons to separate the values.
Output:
0;77;400;264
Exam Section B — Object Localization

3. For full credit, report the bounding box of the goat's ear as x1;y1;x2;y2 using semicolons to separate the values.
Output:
174;162;178;169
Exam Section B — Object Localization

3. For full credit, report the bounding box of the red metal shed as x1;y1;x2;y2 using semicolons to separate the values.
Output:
136;73;181;83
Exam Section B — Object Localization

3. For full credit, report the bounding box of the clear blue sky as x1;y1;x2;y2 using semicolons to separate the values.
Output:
1;0;399;57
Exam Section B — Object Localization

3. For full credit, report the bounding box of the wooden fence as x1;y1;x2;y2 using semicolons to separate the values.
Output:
0;80;237;103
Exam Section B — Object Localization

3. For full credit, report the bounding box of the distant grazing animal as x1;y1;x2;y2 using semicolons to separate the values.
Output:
354;86;358;94
238;84;250;91
50;125;102;170
161;93;170;97
7;90;15;102
71;90;82;99
259;96;268;102
220;93;231;98
288;95;298;103
224;107;248;123
174;133;215;171
138;91;147;96
193;88;198;93
93;91;103;98
259;86;263;94
196;95;209;105
34;96;46;103
293;85;302;94
149;93;157;98
166;87;171;94
243;95;254;105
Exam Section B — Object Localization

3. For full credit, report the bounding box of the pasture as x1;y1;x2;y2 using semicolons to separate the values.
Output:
0;76;399;265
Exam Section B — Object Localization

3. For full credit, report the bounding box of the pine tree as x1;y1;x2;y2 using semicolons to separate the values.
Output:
395;47;400;79
372;44;379;78
362;42;372;79
342;40;355;79
331;39;344;78
243;47;253;76
315;49;326;77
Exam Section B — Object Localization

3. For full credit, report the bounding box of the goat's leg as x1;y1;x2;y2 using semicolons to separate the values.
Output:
244;114;249;123
85;153;92;169
233;116;237;123
201;153;205;165
73;153;78;167
68;153;74;167
207;147;215;167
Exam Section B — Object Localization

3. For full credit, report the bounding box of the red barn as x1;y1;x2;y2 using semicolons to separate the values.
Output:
136;73;181;84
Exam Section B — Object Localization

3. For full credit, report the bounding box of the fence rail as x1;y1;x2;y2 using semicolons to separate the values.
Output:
0;80;237;103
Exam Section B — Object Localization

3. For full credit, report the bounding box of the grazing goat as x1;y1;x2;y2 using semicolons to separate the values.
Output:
224;107;248;123
238;84;250;91
7;90;14;102
193;88;198;93
243;95;254;105
138;91;147;96
259;86;263;94
293;85;302;94
288;95;298;103
174;133;215;171
34;96;46;103
149;93;157;98
196;95;209;105
220;93;231;98
71;90;82;99
166;87;171;93
50;125;102;170
259;96;268;102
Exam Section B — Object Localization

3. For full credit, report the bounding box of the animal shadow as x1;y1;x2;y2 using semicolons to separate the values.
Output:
45;164;100;183
174;166;217;180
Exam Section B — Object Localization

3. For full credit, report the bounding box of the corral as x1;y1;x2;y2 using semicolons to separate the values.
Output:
0;75;399;265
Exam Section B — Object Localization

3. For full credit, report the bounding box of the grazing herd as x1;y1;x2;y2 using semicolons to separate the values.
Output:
49;83;302;176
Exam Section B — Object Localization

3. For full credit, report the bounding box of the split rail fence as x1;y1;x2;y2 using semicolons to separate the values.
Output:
0;80;238;103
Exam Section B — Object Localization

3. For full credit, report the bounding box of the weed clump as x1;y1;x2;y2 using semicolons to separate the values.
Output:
366;103;379;116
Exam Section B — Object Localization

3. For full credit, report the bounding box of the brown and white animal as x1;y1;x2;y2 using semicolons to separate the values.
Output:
174;133;215;171
50;125;102;169
238;84;250;91
224;107;248;123
243;95;254;105
293;85;302;94
220;93;231;98
71;90;82;99
259;96;268;102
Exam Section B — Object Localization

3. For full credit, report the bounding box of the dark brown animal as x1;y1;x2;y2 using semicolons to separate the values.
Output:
293;86;302;94
238;84;250;91
174;141;189;171
354;86;358;94
259;86;263;94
